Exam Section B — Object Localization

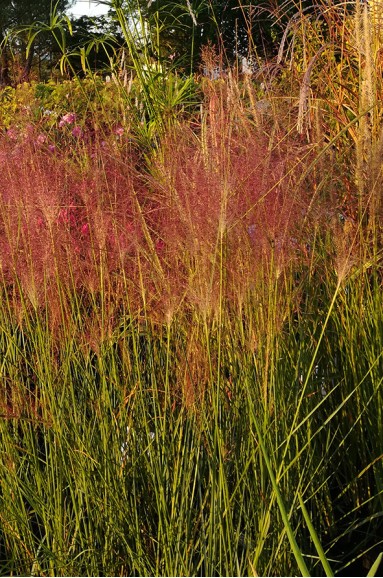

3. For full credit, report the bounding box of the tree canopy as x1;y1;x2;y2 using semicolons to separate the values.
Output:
0;0;343;84
117;0;277;72
0;0;73;83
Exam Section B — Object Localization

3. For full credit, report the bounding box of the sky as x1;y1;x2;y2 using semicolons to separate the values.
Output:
69;0;110;18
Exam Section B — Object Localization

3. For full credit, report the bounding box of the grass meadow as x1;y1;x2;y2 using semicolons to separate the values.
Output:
0;1;383;575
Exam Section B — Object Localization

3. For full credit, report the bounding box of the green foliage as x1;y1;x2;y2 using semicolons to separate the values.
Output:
63;14;123;76
0;78;110;130
0;0;73;83
0;82;36;128
116;0;277;71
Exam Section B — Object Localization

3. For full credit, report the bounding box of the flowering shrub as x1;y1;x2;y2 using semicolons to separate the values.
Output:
0;78;124;140
0;83;36;129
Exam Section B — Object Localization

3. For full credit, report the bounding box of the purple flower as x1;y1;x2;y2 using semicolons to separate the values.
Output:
71;125;83;138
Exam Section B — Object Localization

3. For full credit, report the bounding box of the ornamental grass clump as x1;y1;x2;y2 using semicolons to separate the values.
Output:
0;81;321;337
146;78;317;324
0;128;147;333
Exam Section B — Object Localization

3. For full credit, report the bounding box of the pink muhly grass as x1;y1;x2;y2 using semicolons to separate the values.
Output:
0;133;146;331
147;113;310;315
0;82;327;335
152;69;334;323
81;223;89;236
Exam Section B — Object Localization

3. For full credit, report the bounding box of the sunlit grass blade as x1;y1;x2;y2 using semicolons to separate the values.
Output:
298;493;334;577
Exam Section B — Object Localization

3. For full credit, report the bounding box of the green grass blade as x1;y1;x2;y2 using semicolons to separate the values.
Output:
249;413;311;577
367;552;383;577
298;493;334;577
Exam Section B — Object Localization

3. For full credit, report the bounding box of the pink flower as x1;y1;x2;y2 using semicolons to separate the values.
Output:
80;223;89;235
36;134;46;145
114;126;124;136
72;125;83;138
59;112;76;127
6;127;18;140
48;144;55;153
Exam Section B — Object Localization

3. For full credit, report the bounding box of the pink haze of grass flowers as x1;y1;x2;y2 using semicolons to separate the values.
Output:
57;207;77;226
0;86;319;331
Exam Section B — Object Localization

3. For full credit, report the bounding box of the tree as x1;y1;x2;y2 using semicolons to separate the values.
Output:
112;1;278;73
64;14;124;77
0;0;73;84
